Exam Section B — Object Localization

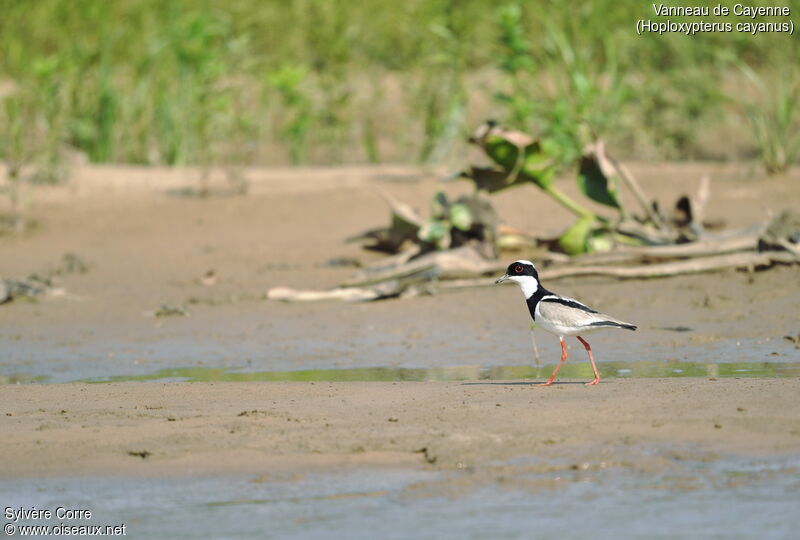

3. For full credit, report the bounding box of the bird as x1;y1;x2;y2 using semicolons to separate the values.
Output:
495;260;637;386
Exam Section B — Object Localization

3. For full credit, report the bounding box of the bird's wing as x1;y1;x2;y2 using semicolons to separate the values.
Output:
538;297;636;330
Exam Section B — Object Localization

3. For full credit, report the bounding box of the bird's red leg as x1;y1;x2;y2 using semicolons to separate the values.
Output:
577;336;600;386
537;337;567;386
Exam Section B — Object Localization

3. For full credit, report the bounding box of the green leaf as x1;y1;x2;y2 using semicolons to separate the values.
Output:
418;217;448;243
483;134;520;169
459;166;523;193
558;217;595;255
472;123;557;190
449;203;473;231
484;135;555;189
577;143;621;209
521;149;556;188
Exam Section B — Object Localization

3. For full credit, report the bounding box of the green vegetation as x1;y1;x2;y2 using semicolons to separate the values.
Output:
0;0;798;174
737;64;800;175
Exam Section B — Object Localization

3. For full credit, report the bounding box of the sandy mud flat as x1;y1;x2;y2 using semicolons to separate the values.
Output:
2;163;799;480
2;378;799;478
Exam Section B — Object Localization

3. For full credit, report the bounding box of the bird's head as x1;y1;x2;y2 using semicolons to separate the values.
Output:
495;260;540;297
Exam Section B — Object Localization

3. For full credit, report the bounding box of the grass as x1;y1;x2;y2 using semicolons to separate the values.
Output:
738;65;800;174
0;0;798;174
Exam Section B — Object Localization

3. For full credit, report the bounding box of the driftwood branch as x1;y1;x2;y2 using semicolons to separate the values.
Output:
573;225;764;266
691;175;711;236
268;287;389;303
437;251;796;291
268;251;795;302
344;244;504;288
776;239;800;261
543;251;794;279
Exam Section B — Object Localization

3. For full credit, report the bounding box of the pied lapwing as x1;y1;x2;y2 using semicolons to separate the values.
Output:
496;260;637;386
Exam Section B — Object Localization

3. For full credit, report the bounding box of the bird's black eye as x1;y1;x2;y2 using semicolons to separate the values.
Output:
514;265;523;273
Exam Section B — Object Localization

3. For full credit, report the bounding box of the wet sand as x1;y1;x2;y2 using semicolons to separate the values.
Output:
2;378;799;478
2;163;799;485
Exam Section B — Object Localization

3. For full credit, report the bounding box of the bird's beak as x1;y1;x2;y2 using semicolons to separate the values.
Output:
495;274;509;284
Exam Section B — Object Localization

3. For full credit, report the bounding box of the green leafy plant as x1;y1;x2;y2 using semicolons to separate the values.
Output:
464;121;653;255
418;191;475;250
349;189;498;256
468;122;594;222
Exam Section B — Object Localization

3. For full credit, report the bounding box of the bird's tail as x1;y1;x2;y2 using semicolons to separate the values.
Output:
589;320;637;331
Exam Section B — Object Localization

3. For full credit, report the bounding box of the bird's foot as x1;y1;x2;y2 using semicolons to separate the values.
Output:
536;381;554;387
584;378;600;386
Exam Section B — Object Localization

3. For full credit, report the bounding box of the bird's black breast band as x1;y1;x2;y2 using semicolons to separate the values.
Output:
525;287;549;321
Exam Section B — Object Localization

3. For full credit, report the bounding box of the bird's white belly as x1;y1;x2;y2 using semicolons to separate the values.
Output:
535;317;584;337
534;303;605;337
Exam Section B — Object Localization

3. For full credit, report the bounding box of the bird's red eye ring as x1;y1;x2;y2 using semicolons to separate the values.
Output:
514;265;523;273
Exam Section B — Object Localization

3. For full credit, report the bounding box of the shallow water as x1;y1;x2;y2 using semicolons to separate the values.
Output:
3;449;798;539
2;327;798;384
72;359;800;383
